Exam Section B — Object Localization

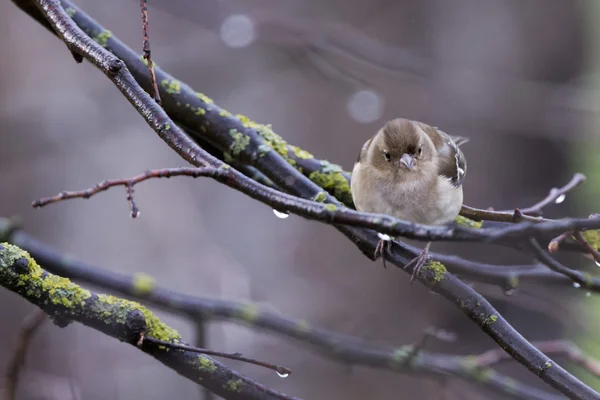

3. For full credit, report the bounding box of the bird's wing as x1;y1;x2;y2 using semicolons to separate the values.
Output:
420;124;467;188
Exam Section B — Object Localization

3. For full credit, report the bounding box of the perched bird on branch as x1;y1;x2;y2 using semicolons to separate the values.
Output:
351;118;468;277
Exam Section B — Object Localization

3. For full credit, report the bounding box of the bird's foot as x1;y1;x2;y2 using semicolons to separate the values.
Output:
404;242;432;284
374;233;393;268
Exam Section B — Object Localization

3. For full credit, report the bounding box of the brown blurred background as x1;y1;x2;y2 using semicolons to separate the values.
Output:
1;0;600;399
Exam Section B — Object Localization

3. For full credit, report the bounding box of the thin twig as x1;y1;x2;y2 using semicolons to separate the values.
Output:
529;238;590;288
140;335;292;377
460;173;586;223
3;310;47;400
140;0;160;104
475;340;600;378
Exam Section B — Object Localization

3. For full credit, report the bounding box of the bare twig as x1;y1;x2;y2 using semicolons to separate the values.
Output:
3;310;47;400
140;336;292;377
475;340;600;378
529;238;591;288
460;173;586;223
139;0;160;104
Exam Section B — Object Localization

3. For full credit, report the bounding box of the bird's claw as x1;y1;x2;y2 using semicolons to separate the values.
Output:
405;242;432;284
374;235;393;268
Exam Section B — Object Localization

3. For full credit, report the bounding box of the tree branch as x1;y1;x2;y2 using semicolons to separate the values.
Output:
0;243;297;400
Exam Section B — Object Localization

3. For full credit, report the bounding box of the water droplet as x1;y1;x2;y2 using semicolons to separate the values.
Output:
220;14;255;48
276;371;289;378
595;260;600;267
586;292;592;297
573;282;581;288
377;232;392;241
273;209;289;219
555;194;566;204
130;209;140;218
347;90;384;124
504;289;514;296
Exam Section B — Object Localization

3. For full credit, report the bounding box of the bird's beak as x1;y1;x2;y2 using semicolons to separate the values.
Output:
400;153;415;169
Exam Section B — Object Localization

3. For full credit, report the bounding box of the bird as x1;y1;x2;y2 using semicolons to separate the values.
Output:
350;118;468;280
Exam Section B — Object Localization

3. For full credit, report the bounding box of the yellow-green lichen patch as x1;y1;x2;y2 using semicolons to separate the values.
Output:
235;114;293;161
543;361;552;370
323;204;337;212
422;261;447;283
196;92;214;104
219;109;233;118
161;79;181;95
389;346;411;369
224;379;243;392
92;30;112;48
194;107;206;115
95;294;180;342
290;145;314;160
139;56;157;67
582;230;600;251
296;319;310;334
507;274;519;290
484;315;498;326
454;215;483;229
313;192;327;202
198;355;218;373
236;303;259;323
0;243;91;310
308;167;353;206
228;129;250;159
65;7;76;17
132;272;156;296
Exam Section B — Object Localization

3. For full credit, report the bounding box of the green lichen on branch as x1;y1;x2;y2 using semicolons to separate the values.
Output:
308;161;353;206
483;315;498;326
454;215;483;229
236;302;259;323
197;355;218;373
581;229;600;251
422;261;447;283
224;379;244;392
161;79;181;95
228;129;251;160
132;272;156;296
0;243;180;343
92;29;112;48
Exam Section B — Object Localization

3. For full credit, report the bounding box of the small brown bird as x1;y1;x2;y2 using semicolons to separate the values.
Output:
351;118;468;277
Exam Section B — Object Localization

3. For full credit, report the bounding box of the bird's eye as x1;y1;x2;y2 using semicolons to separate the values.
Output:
417;146;422;155
384;151;391;161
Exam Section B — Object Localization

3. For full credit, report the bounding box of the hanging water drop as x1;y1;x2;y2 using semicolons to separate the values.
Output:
573;282;581;288
586;292;592;297
130;209;140;218
276;371;290;378
555;194;566;204
273;209;289;219
595;260;600;267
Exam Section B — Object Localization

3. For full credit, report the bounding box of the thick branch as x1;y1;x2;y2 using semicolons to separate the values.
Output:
0;243;297;400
